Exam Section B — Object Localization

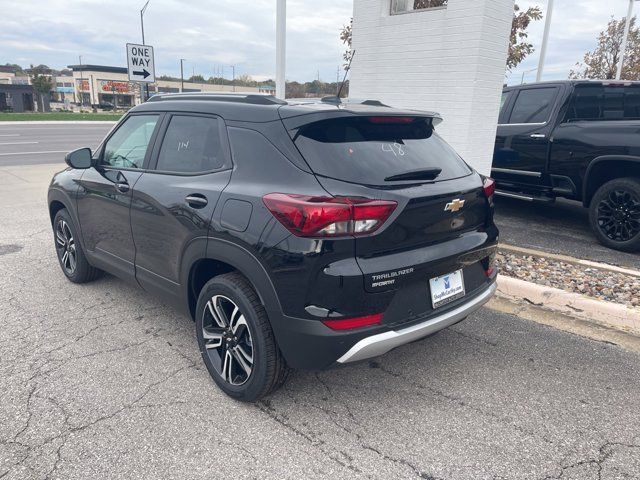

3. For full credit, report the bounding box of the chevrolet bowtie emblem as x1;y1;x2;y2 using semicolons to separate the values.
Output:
444;198;465;212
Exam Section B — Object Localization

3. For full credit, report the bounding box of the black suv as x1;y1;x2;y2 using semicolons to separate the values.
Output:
48;93;498;401
494;80;640;252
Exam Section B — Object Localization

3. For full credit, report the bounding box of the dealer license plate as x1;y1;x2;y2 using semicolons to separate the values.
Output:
429;270;465;308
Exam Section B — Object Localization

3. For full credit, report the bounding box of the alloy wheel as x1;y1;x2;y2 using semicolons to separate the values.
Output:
201;295;254;386
55;219;77;274
596;189;640;242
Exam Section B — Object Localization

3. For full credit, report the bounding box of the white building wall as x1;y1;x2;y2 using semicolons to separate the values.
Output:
350;0;514;175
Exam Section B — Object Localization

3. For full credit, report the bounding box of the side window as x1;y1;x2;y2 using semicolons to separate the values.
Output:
155;115;226;173
102;115;159;168
566;85;640;121
508;87;557;124
499;91;511;122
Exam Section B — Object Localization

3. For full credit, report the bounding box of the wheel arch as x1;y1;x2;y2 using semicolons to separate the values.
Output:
181;237;283;325
583;155;640;207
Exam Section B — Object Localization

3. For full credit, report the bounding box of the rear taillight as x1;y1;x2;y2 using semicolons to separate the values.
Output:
367;116;416;124
483;177;495;198
262;193;397;238
322;313;383;330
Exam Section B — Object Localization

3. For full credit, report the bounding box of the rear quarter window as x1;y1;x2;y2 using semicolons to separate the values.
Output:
292;117;471;185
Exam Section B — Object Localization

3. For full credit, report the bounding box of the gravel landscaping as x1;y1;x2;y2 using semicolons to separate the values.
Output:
496;250;640;308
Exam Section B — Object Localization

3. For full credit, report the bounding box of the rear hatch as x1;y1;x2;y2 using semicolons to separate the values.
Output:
283;110;497;324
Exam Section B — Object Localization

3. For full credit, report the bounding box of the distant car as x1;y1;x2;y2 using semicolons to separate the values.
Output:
48;93;498;401
93;101;115;110
493;80;640;252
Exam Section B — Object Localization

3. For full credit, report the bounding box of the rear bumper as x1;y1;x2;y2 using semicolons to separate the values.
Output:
337;282;496;363
270;280;496;370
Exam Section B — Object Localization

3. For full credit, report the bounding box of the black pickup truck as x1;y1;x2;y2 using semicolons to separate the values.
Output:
493;80;640;252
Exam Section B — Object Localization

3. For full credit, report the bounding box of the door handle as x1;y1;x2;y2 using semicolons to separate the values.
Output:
115;182;129;193
185;194;208;208
530;133;546;139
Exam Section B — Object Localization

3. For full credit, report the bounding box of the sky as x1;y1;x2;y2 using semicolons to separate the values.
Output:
506;0;634;85
0;0;636;83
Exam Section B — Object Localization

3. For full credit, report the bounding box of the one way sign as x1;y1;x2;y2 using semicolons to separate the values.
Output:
126;43;155;83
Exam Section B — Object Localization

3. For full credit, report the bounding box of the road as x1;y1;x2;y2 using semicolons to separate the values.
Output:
1;155;639;478
0;123;113;167
2;123;638;269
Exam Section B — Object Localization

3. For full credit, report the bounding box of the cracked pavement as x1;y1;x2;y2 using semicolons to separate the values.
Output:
1;160;640;479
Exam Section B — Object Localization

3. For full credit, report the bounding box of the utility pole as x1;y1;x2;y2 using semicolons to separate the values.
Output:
617;0;639;80
231;65;235;92
78;55;85;108
180;59;185;92
536;0;554;82
140;0;150;102
276;0;286;99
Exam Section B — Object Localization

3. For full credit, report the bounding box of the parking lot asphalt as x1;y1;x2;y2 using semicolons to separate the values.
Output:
0;123;113;167
494;197;640;270
1;164;640;479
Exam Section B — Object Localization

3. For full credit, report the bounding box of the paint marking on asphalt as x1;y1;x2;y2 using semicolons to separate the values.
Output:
0;141;38;146
0;150;67;156
0;134;20;137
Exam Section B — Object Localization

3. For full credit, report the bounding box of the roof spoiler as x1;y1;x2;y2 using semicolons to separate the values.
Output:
320;96;389;107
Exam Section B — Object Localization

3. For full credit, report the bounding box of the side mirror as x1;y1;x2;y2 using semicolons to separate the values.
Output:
65;148;93;169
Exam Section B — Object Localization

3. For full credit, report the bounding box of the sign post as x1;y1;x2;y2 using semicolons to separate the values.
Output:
126;43;155;102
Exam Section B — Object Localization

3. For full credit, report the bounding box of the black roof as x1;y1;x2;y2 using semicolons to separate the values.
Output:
133;92;442;124
67;64;128;74
505;79;640;90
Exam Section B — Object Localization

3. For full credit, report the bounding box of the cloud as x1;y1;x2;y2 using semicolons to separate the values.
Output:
0;0;353;82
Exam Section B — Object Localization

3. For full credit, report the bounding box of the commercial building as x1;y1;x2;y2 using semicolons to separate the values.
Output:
67;65;272;107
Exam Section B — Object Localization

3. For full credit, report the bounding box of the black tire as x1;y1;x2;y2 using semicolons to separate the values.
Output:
589;177;640;252
195;272;289;402
53;209;102;283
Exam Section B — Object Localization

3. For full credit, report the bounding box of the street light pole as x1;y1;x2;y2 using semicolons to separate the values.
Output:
180;59;185;92
521;67;538;84
78;55;85;108
276;0;286;99
231;65;235;92
536;0;555;82
140;0;150;102
617;0;638;80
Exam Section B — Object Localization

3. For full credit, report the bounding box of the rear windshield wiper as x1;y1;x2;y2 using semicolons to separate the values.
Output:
384;168;442;182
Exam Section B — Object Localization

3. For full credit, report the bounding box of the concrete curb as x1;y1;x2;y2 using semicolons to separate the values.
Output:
496;275;640;335
0;121;118;125
499;244;640;279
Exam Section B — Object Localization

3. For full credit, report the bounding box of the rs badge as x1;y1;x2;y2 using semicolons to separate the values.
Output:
444;198;465;213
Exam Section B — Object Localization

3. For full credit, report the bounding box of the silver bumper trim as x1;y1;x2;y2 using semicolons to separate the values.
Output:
336;283;497;364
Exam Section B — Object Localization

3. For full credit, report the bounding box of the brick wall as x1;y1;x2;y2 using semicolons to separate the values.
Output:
350;0;514;175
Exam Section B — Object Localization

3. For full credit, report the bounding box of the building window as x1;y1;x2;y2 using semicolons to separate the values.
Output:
391;0;447;14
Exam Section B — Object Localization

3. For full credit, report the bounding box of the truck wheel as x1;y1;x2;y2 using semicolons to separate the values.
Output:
195;272;289;402
589;178;640;252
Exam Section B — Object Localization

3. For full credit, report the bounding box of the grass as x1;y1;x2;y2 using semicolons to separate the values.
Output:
0;112;123;121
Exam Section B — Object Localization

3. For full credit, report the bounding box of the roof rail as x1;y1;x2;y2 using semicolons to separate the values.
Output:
147;92;286;105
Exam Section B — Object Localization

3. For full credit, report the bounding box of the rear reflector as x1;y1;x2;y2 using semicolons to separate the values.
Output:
263;193;397;238
322;313;383;330
485;267;495;277
483;177;495;198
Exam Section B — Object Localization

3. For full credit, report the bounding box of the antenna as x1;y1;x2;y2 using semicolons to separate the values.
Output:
337;50;355;100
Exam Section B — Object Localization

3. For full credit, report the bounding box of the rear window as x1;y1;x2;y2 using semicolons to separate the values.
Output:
292;116;471;185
